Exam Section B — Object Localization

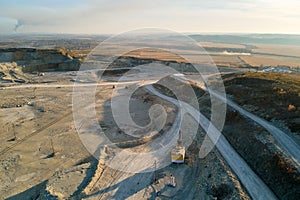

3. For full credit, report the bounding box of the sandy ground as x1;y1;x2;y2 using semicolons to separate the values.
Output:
2;66;298;199
0;68;297;199
77;87;250;200
0;70;251;199
0;82;91;199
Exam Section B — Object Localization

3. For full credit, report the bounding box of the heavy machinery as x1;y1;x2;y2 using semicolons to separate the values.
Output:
171;131;185;163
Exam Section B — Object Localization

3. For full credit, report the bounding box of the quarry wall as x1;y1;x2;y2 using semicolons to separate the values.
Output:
0;48;80;72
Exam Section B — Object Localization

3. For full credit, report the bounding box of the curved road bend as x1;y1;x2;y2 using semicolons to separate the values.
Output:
146;85;277;200
173;74;300;167
209;90;300;167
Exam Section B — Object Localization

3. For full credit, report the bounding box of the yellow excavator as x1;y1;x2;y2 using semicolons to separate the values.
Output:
171;131;185;163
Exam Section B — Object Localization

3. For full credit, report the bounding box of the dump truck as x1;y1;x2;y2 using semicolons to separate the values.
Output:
171;131;185;163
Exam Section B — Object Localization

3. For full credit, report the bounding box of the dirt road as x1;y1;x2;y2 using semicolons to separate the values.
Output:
175;74;300;168
210;90;300;167
146;85;277;200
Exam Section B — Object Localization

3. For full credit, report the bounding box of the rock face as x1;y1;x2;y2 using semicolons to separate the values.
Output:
0;48;80;72
0;62;29;83
38;163;92;200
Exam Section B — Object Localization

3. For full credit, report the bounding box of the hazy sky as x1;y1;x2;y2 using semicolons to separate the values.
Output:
0;0;300;34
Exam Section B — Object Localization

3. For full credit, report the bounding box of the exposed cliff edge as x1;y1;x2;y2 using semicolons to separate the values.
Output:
0;48;80;72
0;48;212;78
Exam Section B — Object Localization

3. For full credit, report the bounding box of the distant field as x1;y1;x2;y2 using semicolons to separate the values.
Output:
120;46;300;68
124;48;188;63
210;55;244;67
198;42;300;68
240;55;300;67
199;42;246;49
123;48;218;65
252;44;300;57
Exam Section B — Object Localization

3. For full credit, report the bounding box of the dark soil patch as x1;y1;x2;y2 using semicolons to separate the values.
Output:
210;183;233;200
223;72;300;138
223;108;300;199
